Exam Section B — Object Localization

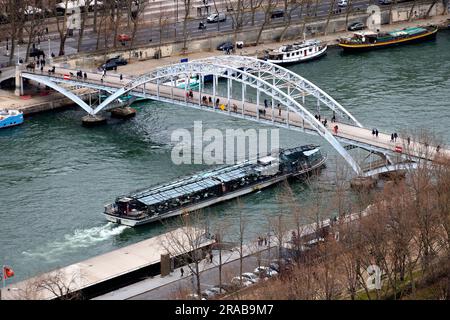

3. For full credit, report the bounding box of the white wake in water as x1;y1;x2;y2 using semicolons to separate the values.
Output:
22;223;129;262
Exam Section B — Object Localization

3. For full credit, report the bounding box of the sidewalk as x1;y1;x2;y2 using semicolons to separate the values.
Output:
110;14;450;76
94;237;279;300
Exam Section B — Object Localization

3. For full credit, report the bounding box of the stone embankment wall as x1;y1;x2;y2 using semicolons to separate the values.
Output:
61;1;446;69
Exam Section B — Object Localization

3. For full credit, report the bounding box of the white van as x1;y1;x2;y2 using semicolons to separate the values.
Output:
338;0;348;7
207;12;226;23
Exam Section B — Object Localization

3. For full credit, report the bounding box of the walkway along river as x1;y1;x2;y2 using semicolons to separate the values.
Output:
1;30;449;285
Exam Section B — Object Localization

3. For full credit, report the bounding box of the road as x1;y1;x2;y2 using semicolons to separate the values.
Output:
0;0;375;67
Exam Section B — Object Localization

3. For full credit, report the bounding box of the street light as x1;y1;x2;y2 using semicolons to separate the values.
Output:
17;45;20;65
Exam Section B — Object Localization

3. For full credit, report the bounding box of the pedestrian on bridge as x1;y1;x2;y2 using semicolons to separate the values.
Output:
180;267;184;277
372;128;375;137
84;72;87;80
391;133;394;142
334;125;338;135
120;74;123;81
375;129;379;138
393;132;398;142
277;103;281;116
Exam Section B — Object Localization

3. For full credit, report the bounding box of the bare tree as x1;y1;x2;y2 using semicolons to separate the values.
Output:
279;0;304;42
128;0;148;49
181;0;192;54
77;0;93;52
161;211;209;298
255;0;277;46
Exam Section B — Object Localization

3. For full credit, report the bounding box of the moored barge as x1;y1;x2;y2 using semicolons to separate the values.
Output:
104;145;327;226
338;25;438;52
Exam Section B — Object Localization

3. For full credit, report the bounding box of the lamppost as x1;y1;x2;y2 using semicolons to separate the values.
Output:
17;45;20;65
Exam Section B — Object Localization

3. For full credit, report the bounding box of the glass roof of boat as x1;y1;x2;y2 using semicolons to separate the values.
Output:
139;177;223;206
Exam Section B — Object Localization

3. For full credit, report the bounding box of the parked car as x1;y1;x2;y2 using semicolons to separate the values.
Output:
217;41;234;51
241;272;259;283
186;293;207;300
271;9;284;18
207;12;226;23
202;287;223;298
106;56;127;66
338;0;348;7
348;22;365;31
254;266;278;278
269;262;280;272
99;61;118;71
231;276;253;287
378;0;392;4
117;34;131;42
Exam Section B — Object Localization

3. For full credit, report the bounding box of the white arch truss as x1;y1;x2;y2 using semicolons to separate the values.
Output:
21;72;95;114
199;55;363;127
92;57;363;175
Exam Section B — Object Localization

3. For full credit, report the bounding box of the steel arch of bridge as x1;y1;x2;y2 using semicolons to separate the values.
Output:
199;55;363;127
91;56;363;175
21;72;95;114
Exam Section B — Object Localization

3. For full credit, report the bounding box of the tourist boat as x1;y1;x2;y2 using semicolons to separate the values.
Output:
262;40;327;65
338;25;438;52
0;109;24;129
104;145;327;226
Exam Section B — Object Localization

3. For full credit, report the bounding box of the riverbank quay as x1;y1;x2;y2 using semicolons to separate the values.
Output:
0;227;214;300
96;209;370;300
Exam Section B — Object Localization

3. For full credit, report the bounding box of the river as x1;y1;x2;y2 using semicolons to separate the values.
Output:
1;30;449;284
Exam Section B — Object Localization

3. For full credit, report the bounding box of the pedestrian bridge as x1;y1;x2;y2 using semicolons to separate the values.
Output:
19;55;449;177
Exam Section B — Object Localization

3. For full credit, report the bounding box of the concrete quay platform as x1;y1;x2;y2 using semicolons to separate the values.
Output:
0;227;214;300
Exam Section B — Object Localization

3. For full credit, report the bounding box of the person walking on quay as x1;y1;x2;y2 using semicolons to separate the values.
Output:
180;267;184;277
391;133;394;142
84;72;87;80
394;132;398;142
375;129;379;138
264;237;267;246
40;65;44;73
407;136;411;146
372;128;375;137
209;252;213;263
120;74;123;81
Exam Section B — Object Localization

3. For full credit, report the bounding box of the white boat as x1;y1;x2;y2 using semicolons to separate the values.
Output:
262;40;327;65
163;76;200;90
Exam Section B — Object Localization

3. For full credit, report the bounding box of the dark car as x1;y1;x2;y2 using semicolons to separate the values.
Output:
29;48;45;58
271;9;284;18
106;56;127;66
348;22;365;31
217;41;234;51
99;61;118;71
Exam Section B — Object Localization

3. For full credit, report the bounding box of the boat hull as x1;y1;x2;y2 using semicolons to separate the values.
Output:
0;113;24;129
339;27;438;52
103;156;327;227
265;46;327;66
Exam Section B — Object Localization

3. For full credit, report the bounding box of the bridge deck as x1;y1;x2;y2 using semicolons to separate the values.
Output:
21;67;450;169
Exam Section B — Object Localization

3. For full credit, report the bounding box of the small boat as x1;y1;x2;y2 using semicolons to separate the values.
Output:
104;145;327;227
0;109;24;129
261;40;327;65
163;76;200;89
338;25;438;52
